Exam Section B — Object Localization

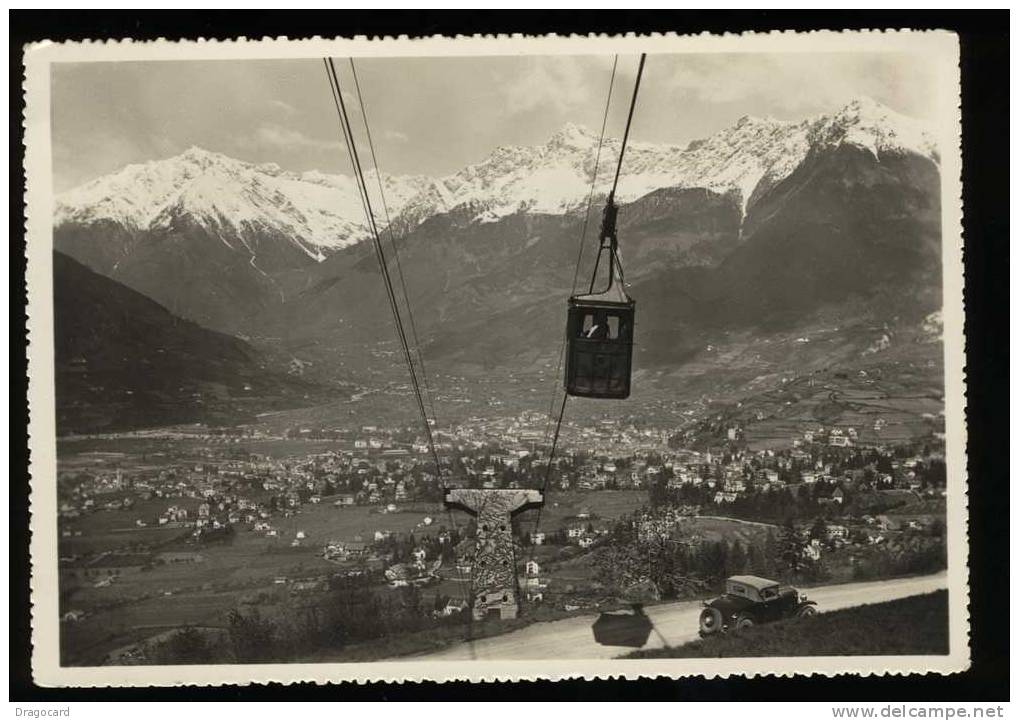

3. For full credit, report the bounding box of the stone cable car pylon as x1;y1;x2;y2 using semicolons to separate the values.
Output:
443;488;544;620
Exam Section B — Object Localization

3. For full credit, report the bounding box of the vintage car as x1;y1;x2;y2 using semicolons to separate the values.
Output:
699;575;817;636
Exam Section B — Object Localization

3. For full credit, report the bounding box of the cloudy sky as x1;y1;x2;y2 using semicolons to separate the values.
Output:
51;52;942;192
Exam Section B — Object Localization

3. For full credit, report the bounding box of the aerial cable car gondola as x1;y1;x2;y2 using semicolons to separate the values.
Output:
565;53;646;400
565;192;635;399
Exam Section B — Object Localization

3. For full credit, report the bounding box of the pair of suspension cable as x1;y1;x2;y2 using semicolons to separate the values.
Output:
324;56;475;619
323;57;440;479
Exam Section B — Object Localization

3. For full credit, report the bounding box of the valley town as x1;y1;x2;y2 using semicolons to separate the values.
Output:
57;400;948;665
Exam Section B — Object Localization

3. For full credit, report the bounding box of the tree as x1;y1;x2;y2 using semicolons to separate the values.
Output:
156;626;215;663
778;518;806;574
227;609;277;662
728;541;748;575
747;542;769;576
400;584;424;619
809;516;828;541
649;476;669;508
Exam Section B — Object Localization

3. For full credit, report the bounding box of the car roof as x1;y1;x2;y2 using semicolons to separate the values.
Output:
727;575;780;590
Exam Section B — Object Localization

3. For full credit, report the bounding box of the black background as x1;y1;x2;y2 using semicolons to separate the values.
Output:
9;10;1009;702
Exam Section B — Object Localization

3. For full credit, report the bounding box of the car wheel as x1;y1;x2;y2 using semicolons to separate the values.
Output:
699;607;722;635
797;605;817;617
735;615;755;633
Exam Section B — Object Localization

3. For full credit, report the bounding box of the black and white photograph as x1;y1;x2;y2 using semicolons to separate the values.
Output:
22;30;969;687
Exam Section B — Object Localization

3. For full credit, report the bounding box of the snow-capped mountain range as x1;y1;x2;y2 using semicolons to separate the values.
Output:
56;148;431;261
55;97;936;262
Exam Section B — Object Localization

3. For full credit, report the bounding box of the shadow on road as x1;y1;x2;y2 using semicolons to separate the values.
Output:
591;604;670;649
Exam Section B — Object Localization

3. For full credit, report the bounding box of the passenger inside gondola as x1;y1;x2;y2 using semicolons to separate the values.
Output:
581;311;610;340
607;315;620;340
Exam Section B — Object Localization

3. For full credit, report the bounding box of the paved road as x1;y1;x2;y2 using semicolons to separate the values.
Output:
411;573;947;661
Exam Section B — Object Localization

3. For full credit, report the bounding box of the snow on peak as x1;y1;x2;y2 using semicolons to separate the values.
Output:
56;99;937;250
809;97;938;161
546;122;601;150
55;147;430;254
395;117;810;224
394;100;937;226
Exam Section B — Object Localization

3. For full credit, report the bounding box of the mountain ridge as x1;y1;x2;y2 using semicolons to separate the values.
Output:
52;96;942;380
56;97;937;253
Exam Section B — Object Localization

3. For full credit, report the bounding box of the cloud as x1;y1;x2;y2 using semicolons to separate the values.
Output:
659;54;936;121
254;124;342;152
269;99;299;116
382;129;409;144
665;55;852;111
502;56;599;116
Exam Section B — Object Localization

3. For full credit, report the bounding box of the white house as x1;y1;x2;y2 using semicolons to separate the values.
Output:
825;524;849;541
802;539;823;561
829;432;851;448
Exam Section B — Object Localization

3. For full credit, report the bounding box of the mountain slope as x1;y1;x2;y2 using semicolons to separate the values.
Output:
274;128;941;376
53;251;322;434
53;98;941;370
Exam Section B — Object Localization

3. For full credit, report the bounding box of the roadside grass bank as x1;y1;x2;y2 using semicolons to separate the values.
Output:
320;573;948;663
625;590;948;658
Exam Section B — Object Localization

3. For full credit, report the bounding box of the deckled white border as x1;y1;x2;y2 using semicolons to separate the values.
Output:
24;29;967;687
